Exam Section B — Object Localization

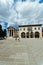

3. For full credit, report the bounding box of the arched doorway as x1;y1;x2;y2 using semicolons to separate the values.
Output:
30;32;33;38
21;32;25;38
35;32;40;38
26;32;29;38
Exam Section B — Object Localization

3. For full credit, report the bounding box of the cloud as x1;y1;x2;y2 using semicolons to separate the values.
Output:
0;0;43;28
15;0;43;24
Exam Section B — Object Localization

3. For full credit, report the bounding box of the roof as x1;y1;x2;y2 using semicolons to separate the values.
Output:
7;26;17;31
19;24;42;27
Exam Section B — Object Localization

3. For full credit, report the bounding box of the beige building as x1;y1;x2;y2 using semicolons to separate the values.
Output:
7;24;42;38
19;24;42;38
7;26;18;38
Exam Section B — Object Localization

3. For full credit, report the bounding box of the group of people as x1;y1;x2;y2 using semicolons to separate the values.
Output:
15;37;20;41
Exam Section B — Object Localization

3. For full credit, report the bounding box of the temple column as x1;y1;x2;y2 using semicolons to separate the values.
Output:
11;30;12;36
13;30;14;37
9;30;12;37
8;30;10;37
7;30;9;37
29;32;30;38
25;33;27;38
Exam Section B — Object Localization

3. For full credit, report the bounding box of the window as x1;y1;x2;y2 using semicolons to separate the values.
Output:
35;28;36;30
23;28;25;31
38;27;40;30
27;27;31;31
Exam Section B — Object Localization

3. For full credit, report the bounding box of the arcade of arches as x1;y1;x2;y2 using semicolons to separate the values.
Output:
21;31;40;38
35;32;40;38
21;32;25;38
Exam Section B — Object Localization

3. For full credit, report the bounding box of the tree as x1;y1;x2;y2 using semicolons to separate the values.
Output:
0;25;7;39
4;29;7;37
0;25;2;38
0;25;2;30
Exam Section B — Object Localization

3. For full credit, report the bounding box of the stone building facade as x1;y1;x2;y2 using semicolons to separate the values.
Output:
7;26;18;38
19;24;42;38
7;24;42;38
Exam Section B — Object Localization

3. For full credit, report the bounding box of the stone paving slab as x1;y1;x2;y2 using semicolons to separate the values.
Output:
0;38;43;65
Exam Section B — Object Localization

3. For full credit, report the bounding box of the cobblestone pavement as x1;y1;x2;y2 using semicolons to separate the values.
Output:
0;38;43;65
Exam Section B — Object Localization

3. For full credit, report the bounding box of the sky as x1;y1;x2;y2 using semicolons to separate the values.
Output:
0;0;43;29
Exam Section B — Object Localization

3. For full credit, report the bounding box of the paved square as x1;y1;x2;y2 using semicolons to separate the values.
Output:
0;38;43;65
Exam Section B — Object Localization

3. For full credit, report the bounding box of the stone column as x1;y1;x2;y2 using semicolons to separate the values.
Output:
33;33;35;38
29;32;30;38
25;33;27;38
13;30;14;37
11;30;12;37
